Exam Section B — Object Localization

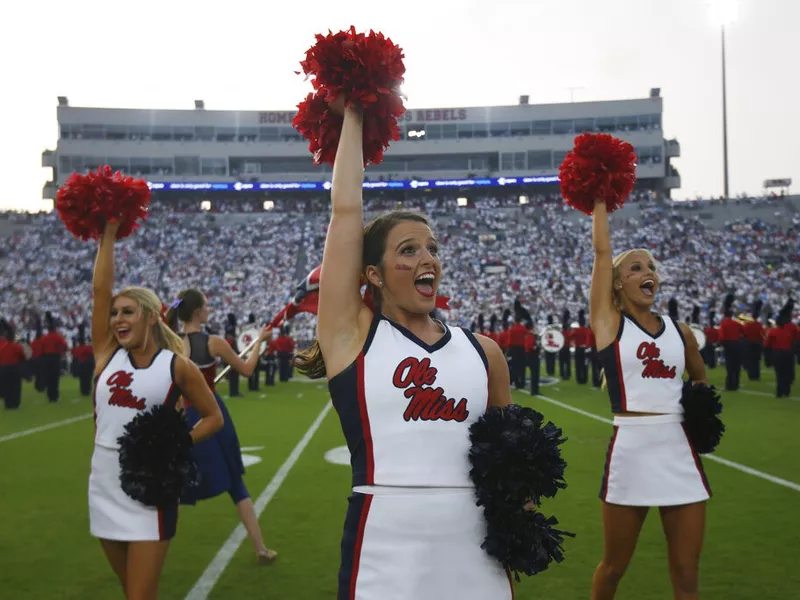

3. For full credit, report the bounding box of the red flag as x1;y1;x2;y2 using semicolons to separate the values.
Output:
268;265;449;328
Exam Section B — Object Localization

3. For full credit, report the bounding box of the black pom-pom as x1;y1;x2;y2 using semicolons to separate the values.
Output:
481;508;575;581
117;404;198;507
468;404;573;578
469;404;568;507
681;383;725;454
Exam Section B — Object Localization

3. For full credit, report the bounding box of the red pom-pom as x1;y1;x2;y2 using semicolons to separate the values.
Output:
56;165;150;241
292;26;406;166
558;133;637;215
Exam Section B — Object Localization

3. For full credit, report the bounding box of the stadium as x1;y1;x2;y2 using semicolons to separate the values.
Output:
0;81;798;600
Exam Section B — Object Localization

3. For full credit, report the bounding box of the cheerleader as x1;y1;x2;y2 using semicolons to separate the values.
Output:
89;221;223;599
589;200;710;600
167;289;278;564
294;102;514;599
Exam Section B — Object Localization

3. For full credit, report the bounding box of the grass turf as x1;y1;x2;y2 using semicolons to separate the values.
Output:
0;365;798;599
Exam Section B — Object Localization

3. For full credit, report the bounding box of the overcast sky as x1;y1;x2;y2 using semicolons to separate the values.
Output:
0;0;795;211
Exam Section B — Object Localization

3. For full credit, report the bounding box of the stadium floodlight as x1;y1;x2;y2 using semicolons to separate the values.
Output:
519;195;529;205
263;200;274;211
194;100;205;110
457;197;468;207
57;96;69;106
708;0;739;26
200;200;211;211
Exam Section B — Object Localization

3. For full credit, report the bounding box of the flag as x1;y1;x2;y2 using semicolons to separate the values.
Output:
269;264;450;328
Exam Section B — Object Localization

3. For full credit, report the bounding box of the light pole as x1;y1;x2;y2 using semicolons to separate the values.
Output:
711;0;738;199
721;23;729;199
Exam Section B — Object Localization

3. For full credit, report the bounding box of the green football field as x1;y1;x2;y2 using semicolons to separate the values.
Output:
1;365;798;600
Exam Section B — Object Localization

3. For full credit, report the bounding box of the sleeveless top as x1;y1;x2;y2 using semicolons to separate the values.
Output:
328;315;489;489
597;313;686;414
94;348;180;449
184;331;217;392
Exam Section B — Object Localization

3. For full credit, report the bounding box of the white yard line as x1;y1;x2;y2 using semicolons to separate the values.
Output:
184;401;333;600
0;413;93;443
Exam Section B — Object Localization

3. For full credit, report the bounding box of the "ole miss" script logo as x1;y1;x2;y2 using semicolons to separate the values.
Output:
106;371;146;410
392;357;469;422
636;341;676;379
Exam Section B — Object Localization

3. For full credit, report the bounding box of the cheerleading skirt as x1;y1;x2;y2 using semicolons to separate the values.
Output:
339;486;513;600
181;392;248;505
600;414;711;507
88;444;178;541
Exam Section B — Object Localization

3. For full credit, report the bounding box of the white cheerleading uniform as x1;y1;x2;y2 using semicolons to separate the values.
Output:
329;316;513;600
597;313;711;506
88;348;181;541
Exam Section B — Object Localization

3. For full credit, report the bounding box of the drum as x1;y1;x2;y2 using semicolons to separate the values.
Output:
540;326;565;353
237;328;267;355
689;324;706;350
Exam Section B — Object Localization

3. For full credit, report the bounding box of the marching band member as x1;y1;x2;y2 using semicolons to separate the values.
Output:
88;221;223;599
767;299;797;398
524;320;540;395
507;309;528;389
743;301;765;381
589;199;711;600
702;310;719;369
544;314;557;375
295;102;514;599
274;326;296;382
71;323;95;396
718;294;743;391
559;309;572;380
572;310;591;385
167;289;278;564
224;314;243;397
40;311;68;403
246;313;261;392
0;319;25;410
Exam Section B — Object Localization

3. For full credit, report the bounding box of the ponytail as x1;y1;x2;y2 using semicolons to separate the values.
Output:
294;339;327;380
153;319;186;356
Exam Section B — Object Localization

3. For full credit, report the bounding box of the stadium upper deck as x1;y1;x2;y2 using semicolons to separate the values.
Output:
41;92;680;200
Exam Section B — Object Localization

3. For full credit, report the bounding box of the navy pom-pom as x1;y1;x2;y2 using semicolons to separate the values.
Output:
468;404;573;579
681;382;725;454
469;404;568;507
481;507;575;581
117;404;198;507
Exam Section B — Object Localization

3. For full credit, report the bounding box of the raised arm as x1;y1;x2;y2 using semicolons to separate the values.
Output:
589;201;619;351
209;328;271;377
92;221;119;371
316;105;374;375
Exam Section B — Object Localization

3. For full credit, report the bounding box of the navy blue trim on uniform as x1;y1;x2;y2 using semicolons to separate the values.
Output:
461;328;489;371
128;349;162;370
362;314;380;356
622;311;665;339
169;354;177;382
380;316;451;353
338;492;371;599
597;343;626;413
329;362;368;487
158;503;178;540
671;318;687;348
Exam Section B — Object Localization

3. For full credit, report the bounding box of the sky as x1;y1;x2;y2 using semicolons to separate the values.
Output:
0;0;796;212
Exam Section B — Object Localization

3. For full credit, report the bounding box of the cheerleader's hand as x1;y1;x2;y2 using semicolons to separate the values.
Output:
259;327;273;342
523;499;537;511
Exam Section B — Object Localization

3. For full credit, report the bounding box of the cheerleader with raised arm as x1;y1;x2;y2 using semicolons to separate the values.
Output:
294;100;515;599
589;199;712;600
167;289;278;564
89;221;223;599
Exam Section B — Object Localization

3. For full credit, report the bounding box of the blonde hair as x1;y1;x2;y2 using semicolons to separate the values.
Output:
610;248;657;310
601;248;658;389
114;286;186;357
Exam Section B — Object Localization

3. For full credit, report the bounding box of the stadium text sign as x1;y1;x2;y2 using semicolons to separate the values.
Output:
258;108;469;125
